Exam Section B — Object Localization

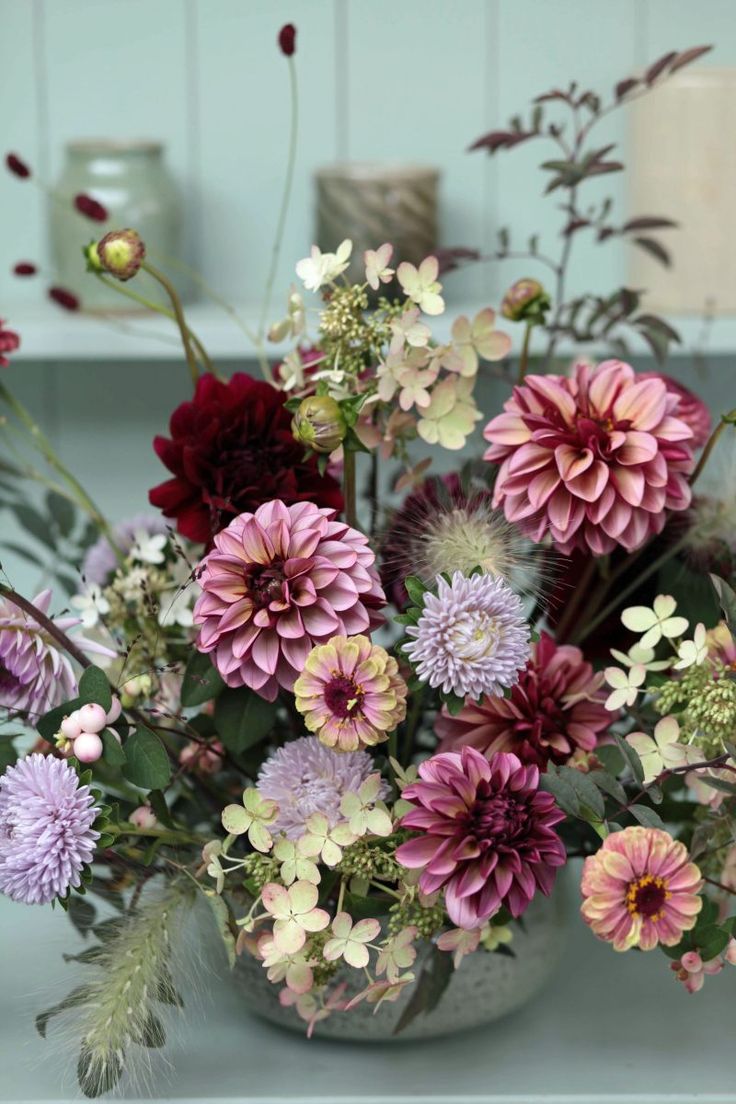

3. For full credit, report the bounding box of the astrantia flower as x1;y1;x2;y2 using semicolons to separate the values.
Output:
293;635;407;751
149;373;343;544
436;632;610;769
397;747;566;928
483;359;695;555
82;514;167;585
0;589;111;717
257;735;380;840
580;826;703;951
380;474;542;609
0;754;100;905
194;500;385;701
404;570;530;699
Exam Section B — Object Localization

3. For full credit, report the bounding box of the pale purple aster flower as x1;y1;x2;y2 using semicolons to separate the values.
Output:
0;754;100;905
0;589;114;718
83;514;168;585
404;570;531;699
257;735;382;839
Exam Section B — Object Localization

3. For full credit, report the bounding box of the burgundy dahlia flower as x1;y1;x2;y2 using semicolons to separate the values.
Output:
483;359;695;555
0;318;20;367
193;500;385;701
397;747;566;928
435;631;611;769
149;373;343;544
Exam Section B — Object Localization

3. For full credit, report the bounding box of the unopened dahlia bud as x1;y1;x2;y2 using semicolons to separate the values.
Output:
500;278;550;323
292;395;347;453
83;241;104;273
97;228;145;281
278;23;296;56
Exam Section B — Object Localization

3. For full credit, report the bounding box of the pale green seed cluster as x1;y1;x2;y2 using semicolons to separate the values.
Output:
242;853;280;889
318;286;395;378
337;839;402;881
656;662;736;756
388;899;445;939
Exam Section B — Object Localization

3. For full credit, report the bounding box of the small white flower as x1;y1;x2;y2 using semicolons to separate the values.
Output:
604;664;646;711
340;775;393;837
416;376;482;450
609;642;671;672
674;623;708;670
390;307;431;349
364;243;394;290
70;584;110;628
323;912;381;969
626;716;696;784
129;530;167;566
296;240;352;292
397;256;444;315
449;308;511;376
621;595;688;649
158;587;195;629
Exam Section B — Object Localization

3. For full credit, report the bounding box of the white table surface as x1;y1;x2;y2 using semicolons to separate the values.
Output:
0;889;734;1104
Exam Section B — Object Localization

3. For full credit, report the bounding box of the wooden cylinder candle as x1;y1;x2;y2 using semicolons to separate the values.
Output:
315;163;440;284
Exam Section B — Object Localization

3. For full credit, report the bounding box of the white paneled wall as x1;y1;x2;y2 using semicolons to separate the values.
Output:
2;0;736;310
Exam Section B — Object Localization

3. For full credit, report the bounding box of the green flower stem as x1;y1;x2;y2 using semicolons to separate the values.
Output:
141;261;200;386
112;821;207;848
517;321;533;383
691;408;736;487
343;448;358;529
258;56;299;358
573;532;690;646
0;381;121;557
94;273;214;376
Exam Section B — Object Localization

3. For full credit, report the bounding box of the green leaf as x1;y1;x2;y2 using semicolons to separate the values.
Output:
148;789;176;829
343;892;392;919
78;666;112;711
697;924;730;963
180;651;225;707
589;770;627;806
101;728;126;766
67;896;96;937
710;574;736;631
37;697;81;743
539;766;581;817
214;687;278;754
0;739;17;773
121;727;171;790
203;890;236;968
614;734;645;784
46;491;76;537
629;804;665;829
393;945;453;1036
36;986;93;1038
404;575;430;607
11;504;57;550
558;766;606;821
595;744;625;776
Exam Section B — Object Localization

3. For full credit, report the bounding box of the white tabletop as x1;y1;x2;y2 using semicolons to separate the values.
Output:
0;888;734;1104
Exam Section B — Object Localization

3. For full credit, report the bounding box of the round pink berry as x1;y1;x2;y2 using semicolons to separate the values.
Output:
60;711;83;740
105;696;122;724
130;805;157;830
73;732;104;763
77;703;107;734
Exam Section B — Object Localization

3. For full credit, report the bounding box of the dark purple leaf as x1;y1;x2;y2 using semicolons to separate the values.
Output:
563;218;590;236
622;216;678;232
615;77;639;100
597;227;616;242
435;247;481;275
632;313;681;342
534;89;571;104
633;236;671;267
670;45;713;73
468;130;535;153
584;161;624;176
645;51;678;85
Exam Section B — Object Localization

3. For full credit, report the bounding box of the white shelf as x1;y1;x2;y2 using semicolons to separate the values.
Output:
1;887;735;1103
6;299;736;363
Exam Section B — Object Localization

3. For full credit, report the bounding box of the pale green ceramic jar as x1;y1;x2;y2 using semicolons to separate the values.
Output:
49;140;183;313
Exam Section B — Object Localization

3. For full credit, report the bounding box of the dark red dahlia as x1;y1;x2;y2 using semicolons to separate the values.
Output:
149;372;344;544
0;319;20;367
435;631;611;770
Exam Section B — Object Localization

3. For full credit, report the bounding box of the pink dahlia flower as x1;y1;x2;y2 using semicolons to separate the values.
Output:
640;372;711;449
483;360;695;555
193;500;385;701
580;826;702;951
435;631;611;769
396;747;565;929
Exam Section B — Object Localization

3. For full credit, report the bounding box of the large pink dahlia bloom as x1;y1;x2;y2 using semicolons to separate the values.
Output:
581;826;702;951
396;747;565;929
435;631;610;769
193;500;385;701
483;360;695;555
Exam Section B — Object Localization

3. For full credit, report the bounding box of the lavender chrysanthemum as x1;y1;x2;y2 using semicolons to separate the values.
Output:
404;570;531;699
0;589;109;717
0;754;100;905
83;514;168;585
257;735;381;839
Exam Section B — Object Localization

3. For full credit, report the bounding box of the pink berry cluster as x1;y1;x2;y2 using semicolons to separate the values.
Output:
59;698;121;763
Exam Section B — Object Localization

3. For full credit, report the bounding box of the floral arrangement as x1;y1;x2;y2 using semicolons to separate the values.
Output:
2;25;736;1098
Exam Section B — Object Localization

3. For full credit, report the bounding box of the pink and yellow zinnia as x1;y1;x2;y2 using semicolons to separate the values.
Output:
580;826;703;951
294;635;407;752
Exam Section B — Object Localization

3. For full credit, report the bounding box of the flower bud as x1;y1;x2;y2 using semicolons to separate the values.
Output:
130;804;157;830
48;286;80;312
74;193;108;222
500;278;550;324
97;228;146;281
5;153;30;179
292;395;347;454
83;241;104;273
278;23;296;56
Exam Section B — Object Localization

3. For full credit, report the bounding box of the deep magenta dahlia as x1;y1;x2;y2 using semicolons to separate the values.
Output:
435;631;611;769
397;747;565;928
193;500;385;701
149;372;343;544
483;359;694;555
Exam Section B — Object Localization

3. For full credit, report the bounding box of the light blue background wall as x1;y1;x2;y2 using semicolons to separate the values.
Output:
1;0;736;598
